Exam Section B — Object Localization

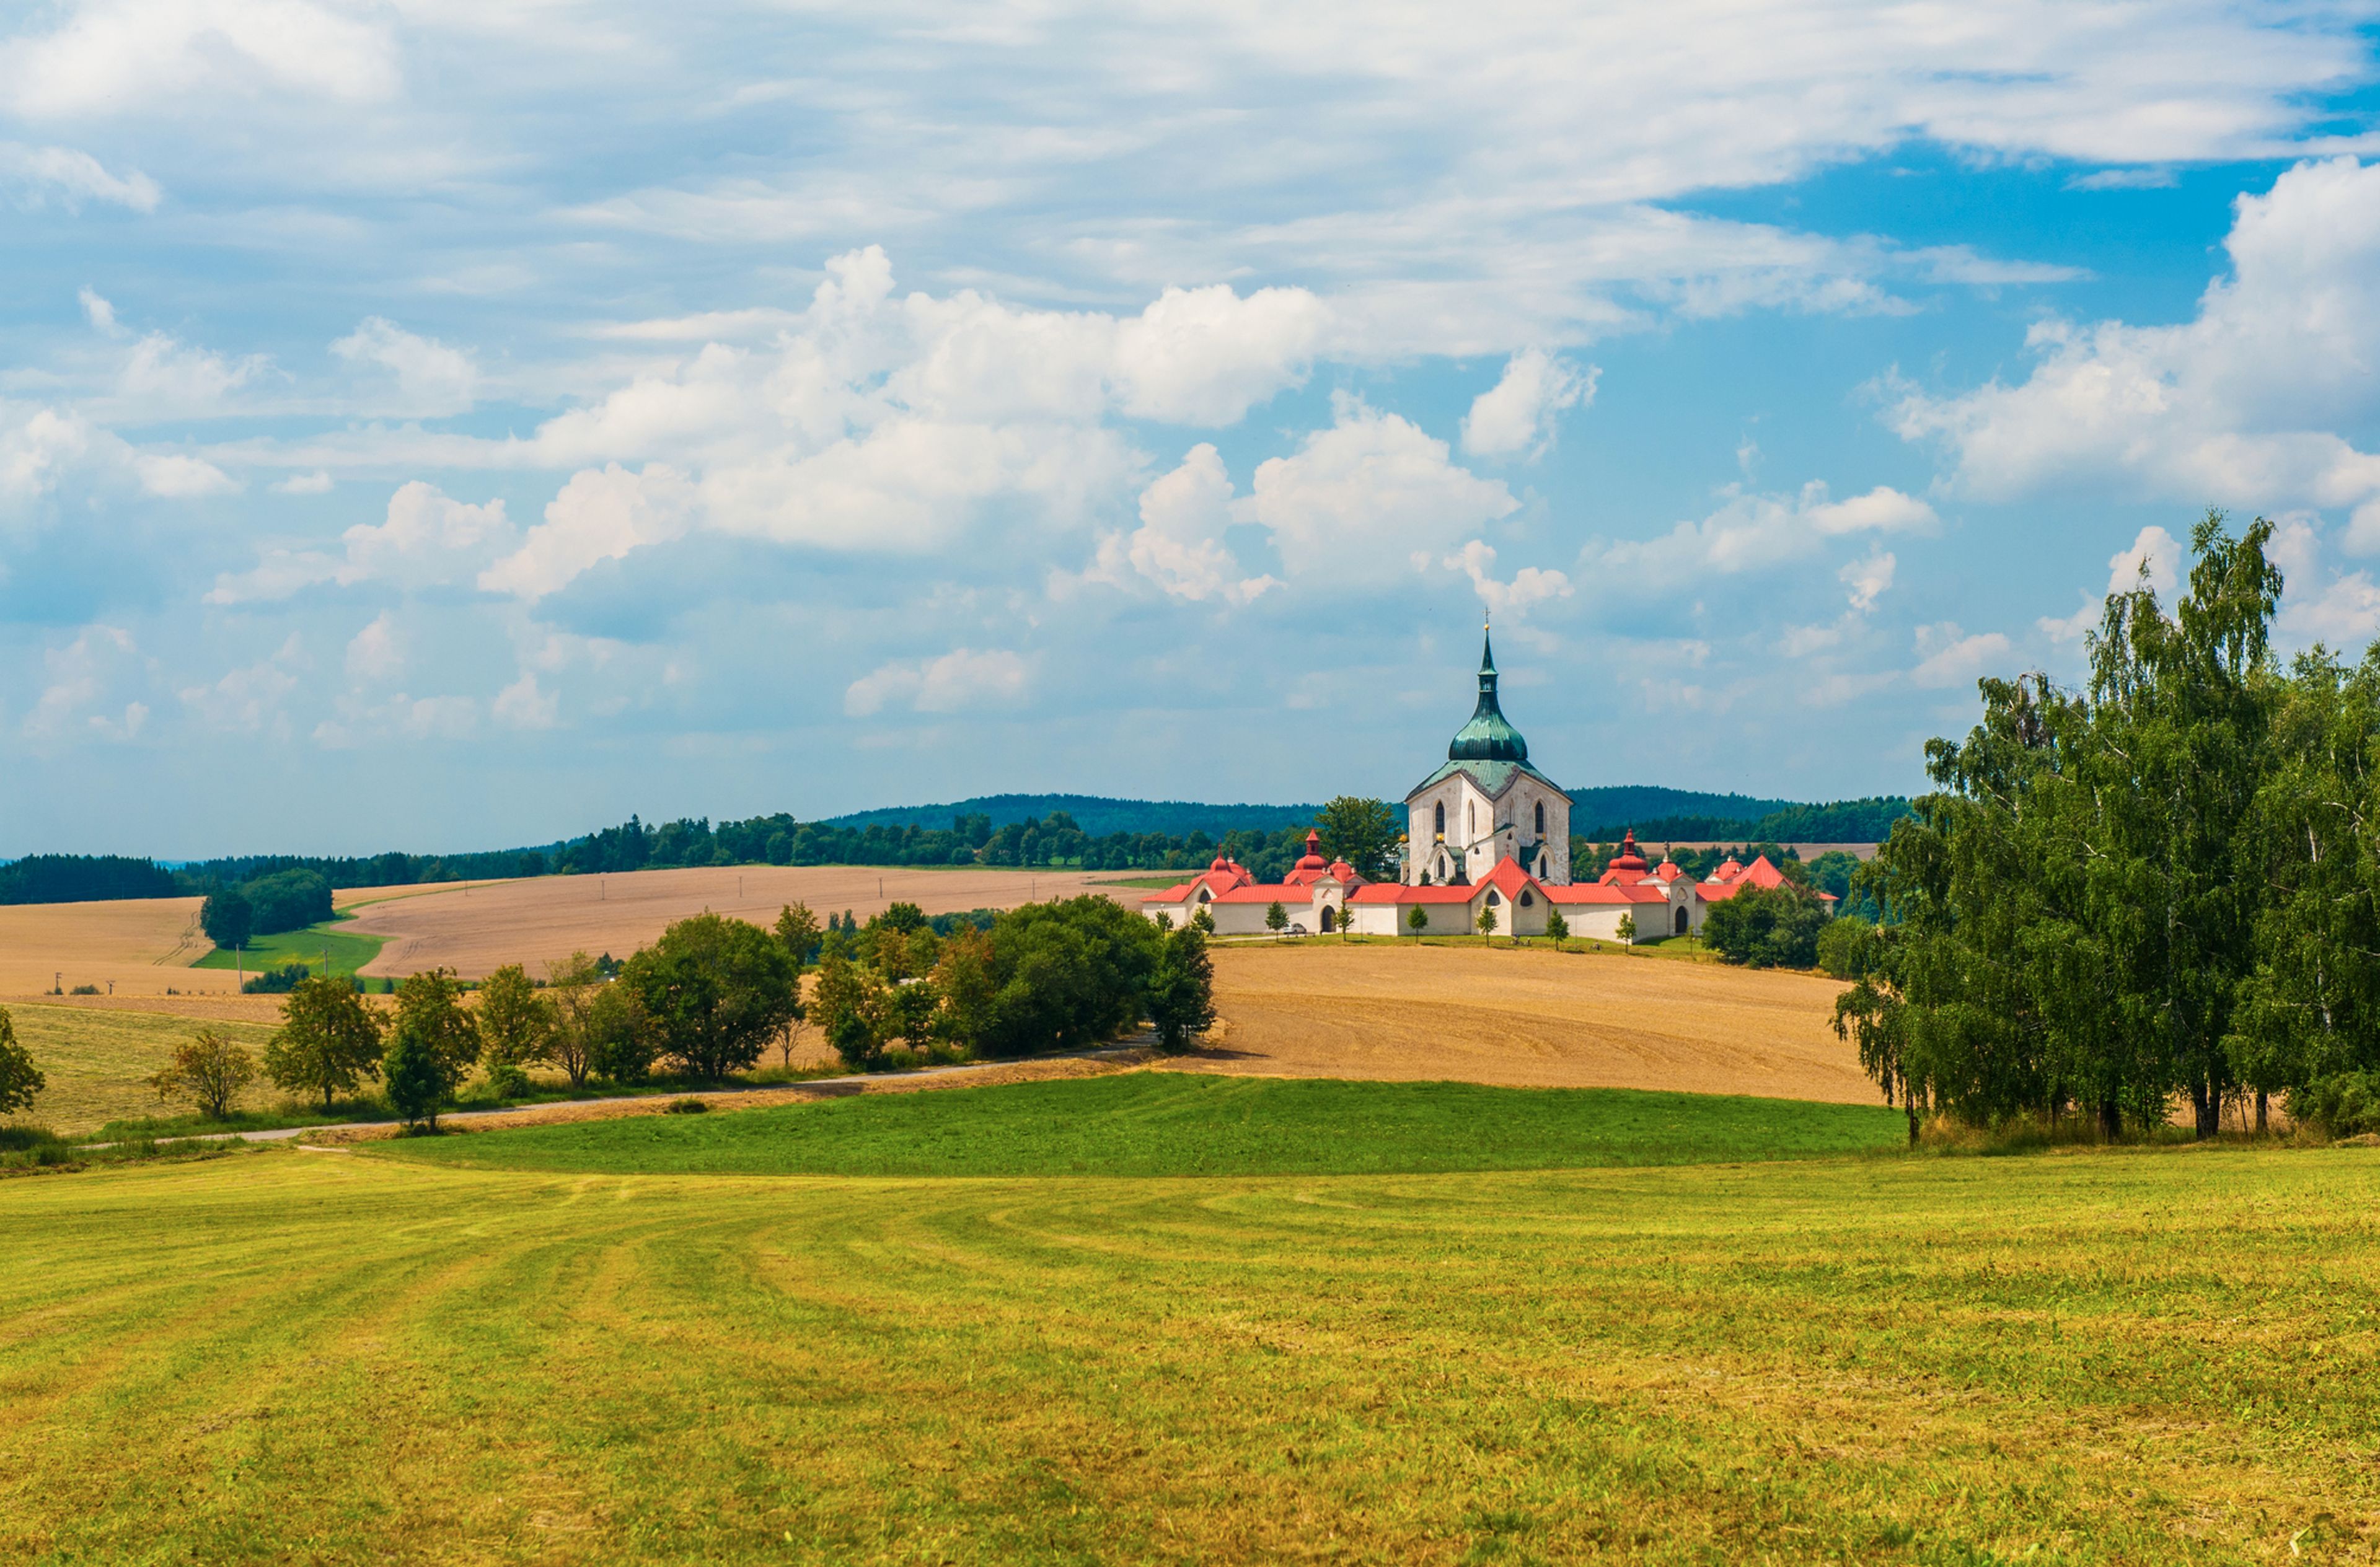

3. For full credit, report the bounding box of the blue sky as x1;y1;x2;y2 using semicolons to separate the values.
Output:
8;2;2380;856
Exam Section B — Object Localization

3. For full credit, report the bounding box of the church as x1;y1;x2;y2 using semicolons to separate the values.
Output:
1141;625;1825;941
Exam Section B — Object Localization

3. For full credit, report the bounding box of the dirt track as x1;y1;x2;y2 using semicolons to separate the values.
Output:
346;864;1137;979
1179;942;1870;1104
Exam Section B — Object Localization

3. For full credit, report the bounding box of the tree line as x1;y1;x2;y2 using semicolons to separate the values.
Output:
1580;796;1912;845
1833;512;2380;1143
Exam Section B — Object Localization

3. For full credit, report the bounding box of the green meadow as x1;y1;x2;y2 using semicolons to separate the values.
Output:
192;914;387;977
384;1072;1905;1177
5;1080;2376;1565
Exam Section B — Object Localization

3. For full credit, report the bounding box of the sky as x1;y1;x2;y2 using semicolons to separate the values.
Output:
9;2;2380;857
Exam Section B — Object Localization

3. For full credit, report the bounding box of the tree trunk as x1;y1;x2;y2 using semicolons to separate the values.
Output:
2192;1080;2219;1139
2256;1091;2268;1134
2099;1097;2122;1141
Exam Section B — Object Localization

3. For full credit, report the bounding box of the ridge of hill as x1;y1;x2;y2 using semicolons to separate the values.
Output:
822;793;1323;838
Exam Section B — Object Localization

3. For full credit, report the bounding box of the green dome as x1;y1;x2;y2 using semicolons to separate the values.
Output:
1447;628;1528;764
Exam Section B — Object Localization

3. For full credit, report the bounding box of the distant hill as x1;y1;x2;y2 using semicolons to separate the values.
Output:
823;793;1323;839
1566;787;1802;832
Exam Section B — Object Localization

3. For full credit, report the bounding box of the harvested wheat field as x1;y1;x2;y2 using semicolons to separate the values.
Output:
1177;941;1868;1103
348;864;1134;979
0;896;208;997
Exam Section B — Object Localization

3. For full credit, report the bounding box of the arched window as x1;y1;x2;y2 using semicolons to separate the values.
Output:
1466;802;1476;836
1197;888;1211;903
1675;906;1688;935
1534;801;1545;835
1434;801;1445;836
1519;890;1534;908
1485;889;1501;906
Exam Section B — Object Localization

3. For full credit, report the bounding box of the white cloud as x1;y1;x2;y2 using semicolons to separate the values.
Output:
0;0;398;117
1895;159;2380;517
1841;551;1895;613
481;463;695;599
345;612;402;682
1442;540;1572;615
1912;623;2012;689
1098;444;1278;604
845;647;1032;717
0;408;91;499
1112;284;1326;426
118;331;267;413
207;481;510;602
132;452;238;497
2038;525;2183;643
24;624;148;744
1240;396;1517;584
331;318;478;416
0;142;159;211
1461;350;1595;458
77;286;121;335
274;470;333;494
1598;481;1934;586
492;672;558;729
179;641;301;736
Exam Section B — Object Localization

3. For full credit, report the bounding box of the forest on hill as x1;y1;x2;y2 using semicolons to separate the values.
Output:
3;787;1910;905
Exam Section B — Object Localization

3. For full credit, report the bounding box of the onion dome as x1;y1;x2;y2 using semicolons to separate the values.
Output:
1447;622;1528;763
1608;829;1649;876
1295;829;1327;874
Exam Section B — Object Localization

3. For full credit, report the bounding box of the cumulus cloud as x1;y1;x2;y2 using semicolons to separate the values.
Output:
332;317;478;416
1912;622;2012;689
845;647;1032;717
2039;524;2185;643
23;624;148;744
1442;540;1572;615
77;286;121;335
208;481;510;603
179;641;301;736
1240;396;1518;584
1841;551;1895;613
481;463;695;600
1461;350;1595;458
492;672;558;729
1111;284;1326;425
0;0;398;117
118;331;267;415
274;470;333;494
345;611;401;682
1095;444;1279;604
1894;159;2380;519
1597;481;1935;586
132;452;238;498
0;142;159;211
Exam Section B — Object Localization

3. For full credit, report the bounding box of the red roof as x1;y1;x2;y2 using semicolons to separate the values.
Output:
1347;856;1543;905
1545;880;1672;905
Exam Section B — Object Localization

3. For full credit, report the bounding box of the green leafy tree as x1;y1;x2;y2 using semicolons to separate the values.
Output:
1477;903;1498;944
200;887;252;950
1147;924;1216;1053
624;914;800;1079
0;1006;44;1115
394;969;482;1083
265;976;386;1111
1265;900;1288;933
1701;886;1827;969
1407;904;1429;937
381;1027;449;1130
773;902;822;966
1815;915;1876;980
930;928;997;1055
811;952;884;1070
1191;906;1214;935
1615;913;1636;948
1544;908;1569;951
1315;796;1401;880
1830;922;1923;1145
148;1028;257;1120
584;983;654;1084
475;964;555;1088
543;950;605;1087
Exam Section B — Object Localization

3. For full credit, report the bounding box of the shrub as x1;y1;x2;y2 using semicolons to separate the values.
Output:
664;1097;708;1115
2291;1073;2380;1138
1815;915;1878;980
66;983;100;996
1147;925;1216;1053
242;963;314;994
382;1028;448;1130
0;1125;76;1170
483;1062;532;1100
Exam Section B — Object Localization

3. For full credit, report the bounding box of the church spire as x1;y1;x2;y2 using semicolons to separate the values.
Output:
1448;609;1528;763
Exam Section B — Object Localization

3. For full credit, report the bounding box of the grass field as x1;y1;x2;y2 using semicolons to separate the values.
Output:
191;915;387;977
2;1002;280;1133
4;1122;2374;1565
379;1073;1907;1177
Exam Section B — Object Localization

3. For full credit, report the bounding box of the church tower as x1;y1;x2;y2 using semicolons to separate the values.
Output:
1400;620;1572;885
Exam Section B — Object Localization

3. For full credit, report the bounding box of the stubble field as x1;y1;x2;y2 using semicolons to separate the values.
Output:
1186;941;1867;1102
2;1131;2371;1565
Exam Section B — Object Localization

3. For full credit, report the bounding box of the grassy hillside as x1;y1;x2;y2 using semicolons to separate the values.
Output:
3;1142;2373;1563
4;1003;279;1133
379;1073;1906;1177
192;915;386;977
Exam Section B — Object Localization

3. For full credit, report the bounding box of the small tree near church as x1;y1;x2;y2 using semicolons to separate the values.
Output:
1477;903;1497;946
1265;901;1288;934
1545;908;1569;952
1616;913;1636;949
